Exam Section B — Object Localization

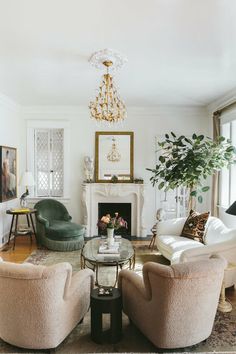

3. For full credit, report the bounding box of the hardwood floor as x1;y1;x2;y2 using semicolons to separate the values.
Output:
0;236;151;264
0;235;37;263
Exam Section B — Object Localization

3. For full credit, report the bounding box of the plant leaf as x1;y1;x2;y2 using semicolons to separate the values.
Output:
198;195;203;203
201;186;210;192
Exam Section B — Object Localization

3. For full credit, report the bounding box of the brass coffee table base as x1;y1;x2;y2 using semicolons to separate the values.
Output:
81;237;135;287
81;253;135;287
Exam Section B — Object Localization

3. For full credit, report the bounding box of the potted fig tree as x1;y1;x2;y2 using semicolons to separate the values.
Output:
147;132;236;210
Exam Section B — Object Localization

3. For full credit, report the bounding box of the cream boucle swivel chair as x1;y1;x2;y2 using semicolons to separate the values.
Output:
118;256;226;349
0;259;94;350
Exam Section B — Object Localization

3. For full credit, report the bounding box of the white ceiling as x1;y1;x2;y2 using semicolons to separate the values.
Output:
0;0;236;106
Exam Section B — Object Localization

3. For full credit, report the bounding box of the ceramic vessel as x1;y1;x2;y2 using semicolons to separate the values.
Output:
107;228;114;247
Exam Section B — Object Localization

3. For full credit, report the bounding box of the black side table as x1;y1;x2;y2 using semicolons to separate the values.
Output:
91;288;122;344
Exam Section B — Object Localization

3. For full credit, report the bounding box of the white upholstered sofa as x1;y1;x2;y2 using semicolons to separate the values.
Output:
156;216;236;287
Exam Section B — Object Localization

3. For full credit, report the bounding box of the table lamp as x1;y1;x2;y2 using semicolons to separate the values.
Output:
226;201;236;216
19;171;35;208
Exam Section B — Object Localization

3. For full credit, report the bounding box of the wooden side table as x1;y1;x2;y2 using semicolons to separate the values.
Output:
6;209;37;250
91;288;122;344
148;225;157;251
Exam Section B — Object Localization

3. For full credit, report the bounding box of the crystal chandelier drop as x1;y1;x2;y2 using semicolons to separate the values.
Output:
107;137;121;162
89;49;127;124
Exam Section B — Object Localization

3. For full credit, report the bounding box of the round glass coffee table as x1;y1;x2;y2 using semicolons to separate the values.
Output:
81;237;135;286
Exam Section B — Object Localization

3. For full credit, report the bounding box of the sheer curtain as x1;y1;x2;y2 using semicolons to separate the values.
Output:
211;102;236;216
211;111;220;216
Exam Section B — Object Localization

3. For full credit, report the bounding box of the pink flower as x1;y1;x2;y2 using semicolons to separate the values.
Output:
101;215;110;224
97;213;128;231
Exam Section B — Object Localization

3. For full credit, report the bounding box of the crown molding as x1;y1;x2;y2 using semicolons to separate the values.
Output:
207;88;236;114
127;105;207;117
21;105;89;116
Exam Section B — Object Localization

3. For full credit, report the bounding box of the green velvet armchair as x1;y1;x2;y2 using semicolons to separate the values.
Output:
34;199;85;251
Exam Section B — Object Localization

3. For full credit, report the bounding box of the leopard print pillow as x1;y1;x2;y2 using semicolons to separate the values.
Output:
181;210;210;243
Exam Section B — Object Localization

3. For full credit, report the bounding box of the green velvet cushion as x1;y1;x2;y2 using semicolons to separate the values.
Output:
46;220;84;240
35;199;71;223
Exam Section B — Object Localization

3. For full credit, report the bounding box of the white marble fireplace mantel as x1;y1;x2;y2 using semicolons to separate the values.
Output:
82;183;147;237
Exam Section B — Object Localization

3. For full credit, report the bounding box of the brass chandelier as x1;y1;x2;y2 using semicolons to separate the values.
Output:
89;49;127;124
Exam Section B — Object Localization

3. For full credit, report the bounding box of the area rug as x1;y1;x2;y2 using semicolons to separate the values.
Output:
0;244;235;354
25;244;169;287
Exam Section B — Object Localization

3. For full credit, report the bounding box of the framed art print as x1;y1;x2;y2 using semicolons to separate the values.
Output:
0;146;17;202
95;132;134;183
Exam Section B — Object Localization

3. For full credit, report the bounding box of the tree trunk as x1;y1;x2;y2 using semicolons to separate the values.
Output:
188;185;196;211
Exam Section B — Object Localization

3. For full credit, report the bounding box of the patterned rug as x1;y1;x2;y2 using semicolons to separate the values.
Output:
0;244;235;354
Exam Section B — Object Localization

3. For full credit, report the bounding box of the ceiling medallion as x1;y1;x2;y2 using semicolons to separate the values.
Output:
89;49;127;124
107;137;121;162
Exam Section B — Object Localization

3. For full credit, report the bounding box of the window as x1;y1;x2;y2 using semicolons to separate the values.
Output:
27;120;70;199
220;118;236;207
35;128;64;197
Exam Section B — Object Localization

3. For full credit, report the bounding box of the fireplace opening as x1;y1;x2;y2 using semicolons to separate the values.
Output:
98;202;132;237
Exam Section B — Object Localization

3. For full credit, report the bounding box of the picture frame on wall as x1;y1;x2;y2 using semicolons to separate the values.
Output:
95;131;134;183
0;146;17;202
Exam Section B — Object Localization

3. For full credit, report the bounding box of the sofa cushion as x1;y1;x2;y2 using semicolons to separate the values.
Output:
157;235;204;261
46;220;84;240
181;210;210;243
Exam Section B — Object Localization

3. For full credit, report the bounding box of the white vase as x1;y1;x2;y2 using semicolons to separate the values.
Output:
107;228;114;247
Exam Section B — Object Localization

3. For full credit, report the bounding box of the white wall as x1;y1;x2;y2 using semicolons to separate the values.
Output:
0;95;23;245
21;105;209;235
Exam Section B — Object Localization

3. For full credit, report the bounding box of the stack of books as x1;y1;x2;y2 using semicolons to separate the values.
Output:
10;208;30;213
98;242;119;254
97;241;120;260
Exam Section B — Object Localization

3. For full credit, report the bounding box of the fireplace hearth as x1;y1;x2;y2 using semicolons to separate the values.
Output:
82;183;147;237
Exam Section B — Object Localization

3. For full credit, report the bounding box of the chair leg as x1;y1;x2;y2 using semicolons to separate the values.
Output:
148;234;156;251
218;282;232;312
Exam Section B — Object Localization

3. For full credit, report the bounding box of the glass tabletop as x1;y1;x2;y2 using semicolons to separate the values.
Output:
82;237;134;264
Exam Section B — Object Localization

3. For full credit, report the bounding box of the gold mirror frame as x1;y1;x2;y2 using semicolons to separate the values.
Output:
95;131;134;183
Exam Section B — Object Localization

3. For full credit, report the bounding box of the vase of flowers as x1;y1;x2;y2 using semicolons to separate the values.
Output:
107;227;115;246
97;212;128;246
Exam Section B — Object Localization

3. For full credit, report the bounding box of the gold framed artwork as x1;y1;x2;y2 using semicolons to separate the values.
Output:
95;131;134;183
0;146;17;202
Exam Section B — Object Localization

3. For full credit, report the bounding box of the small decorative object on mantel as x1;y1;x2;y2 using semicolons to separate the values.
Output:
84;156;94;182
111;175;118;183
133;178;144;184
97;213;127;247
